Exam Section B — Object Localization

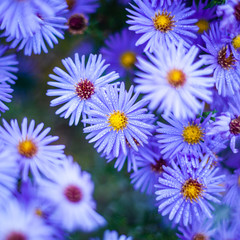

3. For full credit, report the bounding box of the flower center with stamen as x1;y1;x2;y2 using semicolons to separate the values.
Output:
120;51;136;69
18;139;38;158
68;14;88;35
234;2;240;21
167;69;186;88
151;158;166;174
66;0;76;10
182;123;203;145
75;79;95;100
193;233;207;240
6;232;27;240
153;10;175;33
229;116;240;135
181;178;204;202
232;34;240;50
108;110;128;132
35;208;43;217
196;19;209;34
64;185;82;203
217;45;236;70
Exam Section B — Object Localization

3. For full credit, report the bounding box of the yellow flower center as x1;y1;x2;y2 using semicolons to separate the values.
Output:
181;178;204;202
182;123;203;145
232;34;240;50
193;233;207;240
35;208;43;217
153;10;175;33
196;19;209;34
217;45;236;70
167;69;186;88
120;51;136;69
18;139;38;158
108;110;128;131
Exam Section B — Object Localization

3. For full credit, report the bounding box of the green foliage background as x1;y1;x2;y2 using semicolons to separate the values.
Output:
2;0;223;239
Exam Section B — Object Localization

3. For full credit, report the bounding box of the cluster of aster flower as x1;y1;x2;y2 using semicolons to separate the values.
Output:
1;0;240;239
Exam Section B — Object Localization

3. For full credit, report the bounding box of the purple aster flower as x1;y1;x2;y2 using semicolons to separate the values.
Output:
83;82;155;158
0;45;18;84
217;0;240;33
223;169;240;207
155;154;225;226
0;80;14;116
177;217;216;240
0;198;58;240
213;221;239;240
100;28;144;78
0;149;18;206
102;230;132;240
200;22;240;97
130;137;168;195
0;117;65;181
156;112;213;160
151;0;179;7
47;53;119;126
0;0;55;39
126;0;198;52
191;0;217;45
66;0;99;16
134;41;214;119
3;0;68;56
37;156;106;232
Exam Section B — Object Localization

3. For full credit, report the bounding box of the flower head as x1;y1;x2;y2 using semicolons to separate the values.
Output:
2;0;68;55
0;118;65;181
100;28;144;77
83;82;155;158
200;22;240;97
127;0;198;52
134;42;214;119
37;157;106;232
47;54;119;126
155;154;225;226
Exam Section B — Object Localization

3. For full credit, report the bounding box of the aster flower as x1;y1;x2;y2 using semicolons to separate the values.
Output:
0;80;14;116
102;230;132;240
130;137;168;195
47;53;119;126
83;82;155;158
177;217;216;240
155;154;225;226
207;106;240;153
0;118;65;181
223;169;240;207
0;149;18;206
127;0;198;52
37;156;106;232
134;41;214;119
0;198;58;240
191;0;217;45
100;28;144;78
156;112;213;160
200;22;240;97
3;0;68;56
213;221;239;240
0;45;18;84
66;0;99;17
217;0;240;33
0;0;54;39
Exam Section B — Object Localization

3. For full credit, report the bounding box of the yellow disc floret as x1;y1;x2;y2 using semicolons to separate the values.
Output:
35;208;43;217
232;34;240;50
120;51;136;69
108;110;128;132
193;233;207;240
18;139;38;158
153;10;175;33
167;69;186;88
182;123;203;145
196;19;209;34
181;178;204;202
